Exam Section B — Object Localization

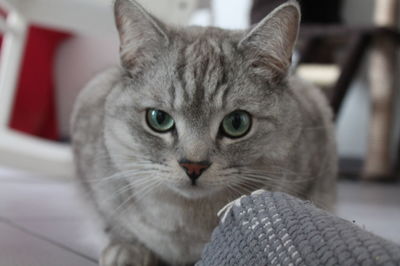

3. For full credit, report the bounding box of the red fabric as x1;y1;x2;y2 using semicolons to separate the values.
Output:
3;26;70;140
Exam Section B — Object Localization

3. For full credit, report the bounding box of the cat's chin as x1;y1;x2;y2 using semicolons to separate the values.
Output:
166;183;221;199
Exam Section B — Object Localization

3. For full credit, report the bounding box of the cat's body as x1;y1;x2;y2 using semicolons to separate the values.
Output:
71;1;337;265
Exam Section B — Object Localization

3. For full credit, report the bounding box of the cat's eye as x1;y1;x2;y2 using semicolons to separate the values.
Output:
221;110;251;138
146;109;175;133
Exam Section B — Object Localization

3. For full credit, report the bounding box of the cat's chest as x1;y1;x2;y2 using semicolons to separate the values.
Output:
123;192;220;263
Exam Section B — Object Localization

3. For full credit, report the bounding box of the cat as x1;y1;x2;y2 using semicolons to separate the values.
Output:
71;0;337;265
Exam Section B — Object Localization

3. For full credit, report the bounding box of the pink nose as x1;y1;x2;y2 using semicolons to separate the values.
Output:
179;160;211;185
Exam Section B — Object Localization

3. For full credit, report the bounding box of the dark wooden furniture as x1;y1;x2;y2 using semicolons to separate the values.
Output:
251;0;400;180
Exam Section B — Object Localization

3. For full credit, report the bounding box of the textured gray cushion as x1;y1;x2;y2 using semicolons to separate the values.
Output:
196;191;400;266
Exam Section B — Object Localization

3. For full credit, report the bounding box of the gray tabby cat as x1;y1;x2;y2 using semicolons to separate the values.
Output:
71;0;337;265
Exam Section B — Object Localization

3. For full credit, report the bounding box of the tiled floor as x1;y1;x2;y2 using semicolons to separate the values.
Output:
1;166;400;265
0;168;101;266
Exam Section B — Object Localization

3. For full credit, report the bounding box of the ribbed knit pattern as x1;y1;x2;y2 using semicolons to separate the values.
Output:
196;191;400;266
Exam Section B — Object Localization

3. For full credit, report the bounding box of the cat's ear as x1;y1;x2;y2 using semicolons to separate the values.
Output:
114;0;169;70
238;0;300;82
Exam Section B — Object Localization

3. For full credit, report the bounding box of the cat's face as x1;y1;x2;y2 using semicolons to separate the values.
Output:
104;0;301;199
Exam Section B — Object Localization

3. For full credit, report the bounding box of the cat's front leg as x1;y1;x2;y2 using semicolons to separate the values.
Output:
100;242;159;266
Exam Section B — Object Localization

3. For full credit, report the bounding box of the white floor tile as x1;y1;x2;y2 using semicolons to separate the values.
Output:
0;220;97;266
336;180;400;244
0;178;87;220
12;219;105;260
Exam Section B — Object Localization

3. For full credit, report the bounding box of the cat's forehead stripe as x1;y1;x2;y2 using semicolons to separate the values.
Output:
169;45;190;110
173;36;232;109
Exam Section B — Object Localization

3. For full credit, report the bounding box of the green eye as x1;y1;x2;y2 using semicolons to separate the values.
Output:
146;109;175;133
221;110;251;138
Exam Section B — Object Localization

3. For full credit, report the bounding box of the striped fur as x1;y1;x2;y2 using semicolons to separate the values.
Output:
71;0;337;265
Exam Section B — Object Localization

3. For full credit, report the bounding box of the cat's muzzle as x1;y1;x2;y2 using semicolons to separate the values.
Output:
178;160;211;186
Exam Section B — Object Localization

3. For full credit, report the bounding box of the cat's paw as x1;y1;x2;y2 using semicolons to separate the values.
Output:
100;243;153;266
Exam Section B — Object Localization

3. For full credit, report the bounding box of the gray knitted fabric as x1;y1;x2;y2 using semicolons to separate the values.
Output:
196;191;400;266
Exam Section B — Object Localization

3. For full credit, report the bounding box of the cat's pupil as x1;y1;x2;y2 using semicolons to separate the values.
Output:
156;111;166;124
232;114;242;130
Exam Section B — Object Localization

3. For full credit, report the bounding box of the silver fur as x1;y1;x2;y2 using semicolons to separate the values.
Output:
71;0;337;265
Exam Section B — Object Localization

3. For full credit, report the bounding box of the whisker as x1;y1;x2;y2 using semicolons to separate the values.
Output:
242;173;313;184
133;178;163;203
85;169;159;184
225;184;245;198
96;175;156;206
107;177;161;218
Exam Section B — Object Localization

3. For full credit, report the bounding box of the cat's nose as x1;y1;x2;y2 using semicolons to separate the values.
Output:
178;160;211;185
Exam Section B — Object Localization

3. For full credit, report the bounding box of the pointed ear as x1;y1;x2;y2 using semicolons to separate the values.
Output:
114;0;169;71
238;0;300;82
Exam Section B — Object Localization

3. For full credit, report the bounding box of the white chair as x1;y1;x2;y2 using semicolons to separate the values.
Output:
0;0;198;178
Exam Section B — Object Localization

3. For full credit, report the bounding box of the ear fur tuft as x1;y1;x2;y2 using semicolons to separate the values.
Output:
114;0;169;71
239;0;301;82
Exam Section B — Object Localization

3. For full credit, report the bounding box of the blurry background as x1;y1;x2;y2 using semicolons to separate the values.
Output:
0;0;399;265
